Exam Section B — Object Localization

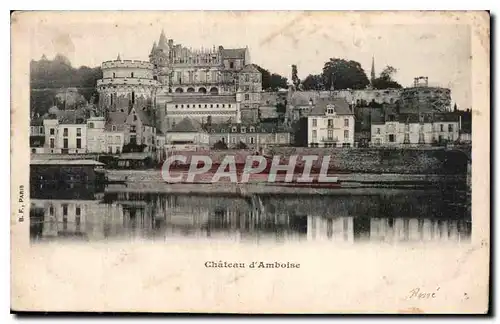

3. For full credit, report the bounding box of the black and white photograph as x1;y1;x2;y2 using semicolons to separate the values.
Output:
10;11;490;314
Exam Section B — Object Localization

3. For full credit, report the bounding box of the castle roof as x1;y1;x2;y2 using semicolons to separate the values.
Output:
240;64;260;73
169;117;205;132
289;91;332;106
221;48;246;59
133;108;153;126
309;98;353;116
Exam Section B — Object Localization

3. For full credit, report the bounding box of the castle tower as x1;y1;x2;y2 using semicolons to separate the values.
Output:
237;64;262;123
96;58;159;115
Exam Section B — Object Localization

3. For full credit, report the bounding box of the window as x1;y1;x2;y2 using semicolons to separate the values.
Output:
112;125;117;131
112;72;116;78
245;74;250;82
327;119;333;127
241;127;246;133
199;104;202;108
50;128;55;135
327;129;333;140
108;146;112;153
375;138;381;146
115;136;120;143
232;126;237;133
249;126;255;132
63;128;68;137
62;204;68;216
388;115;395;122
187;105;190;108
245;94;250;101
344;130;349;139
76;207;81;216
133;115;137;121
204;104;207;108
49;206;54;216
63;138;68;149
312;119;317;127
389;134;395;142
116;147;121;154
181;105;184;108
229;62;234;69
440;124;444;132
131;72;134;78
231;137;236;144
448;124;453;132
222;104;225;108
312;130;317;139
216;104;219;108
228;104;232;108
76;138;81;149
250;137;255;144
39;126;43;133
210;104;213;108
327;108;334;114
175;105;178;108
344;119;349;127
130;125;136;132
76;128;81;137
50;138;55;148
376;128;381;134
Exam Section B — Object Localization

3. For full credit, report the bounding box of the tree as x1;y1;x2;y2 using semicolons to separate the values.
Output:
254;65;288;91
236;141;248;149
213;140;228;150
291;65;300;89
322;58;370;90
301;74;324;91
371;65;402;89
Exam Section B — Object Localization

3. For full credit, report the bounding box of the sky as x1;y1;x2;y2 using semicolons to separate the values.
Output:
27;11;472;109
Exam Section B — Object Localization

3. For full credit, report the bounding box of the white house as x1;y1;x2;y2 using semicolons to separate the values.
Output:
165;117;210;151
307;98;355;148
371;112;460;146
42;110;87;154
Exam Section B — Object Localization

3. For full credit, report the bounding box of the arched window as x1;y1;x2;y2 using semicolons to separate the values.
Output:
131;72;134;78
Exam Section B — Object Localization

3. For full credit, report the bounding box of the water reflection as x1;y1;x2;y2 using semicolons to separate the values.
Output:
30;185;471;244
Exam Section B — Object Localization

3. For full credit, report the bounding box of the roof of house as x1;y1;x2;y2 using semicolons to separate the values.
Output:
57;109;87;124
134;109;153;126
105;111;128;131
169;117;205;132
240;64;260;73
289;91;332;107
308;98;353;116
170;95;237;104
118;152;150;160
221;48;247;59
204;122;291;134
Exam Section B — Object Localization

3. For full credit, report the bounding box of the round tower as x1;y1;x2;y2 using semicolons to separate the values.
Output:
96;56;160;114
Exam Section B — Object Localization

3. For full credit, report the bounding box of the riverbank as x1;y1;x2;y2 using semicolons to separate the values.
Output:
106;169;467;193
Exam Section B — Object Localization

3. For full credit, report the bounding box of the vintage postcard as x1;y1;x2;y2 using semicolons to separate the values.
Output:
11;11;490;314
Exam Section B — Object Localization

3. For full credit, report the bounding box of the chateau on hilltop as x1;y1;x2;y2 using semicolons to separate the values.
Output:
96;30;262;137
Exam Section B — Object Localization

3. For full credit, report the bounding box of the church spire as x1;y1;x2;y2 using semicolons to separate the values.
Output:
158;29;168;49
150;41;157;54
370;55;376;83
117;53;121;61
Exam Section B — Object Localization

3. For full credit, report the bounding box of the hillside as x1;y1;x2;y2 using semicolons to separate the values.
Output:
30;54;102;116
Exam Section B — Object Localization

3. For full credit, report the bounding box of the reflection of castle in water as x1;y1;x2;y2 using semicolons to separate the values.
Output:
30;189;471;243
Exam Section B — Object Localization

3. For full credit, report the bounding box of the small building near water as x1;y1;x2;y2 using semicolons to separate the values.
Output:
117;152;154;169
30;159;107;185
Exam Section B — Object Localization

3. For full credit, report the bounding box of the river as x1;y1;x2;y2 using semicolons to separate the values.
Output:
29;180;471;244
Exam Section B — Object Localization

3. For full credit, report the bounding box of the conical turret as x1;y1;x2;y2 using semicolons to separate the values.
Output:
117;53;121;61
150;41;157;54
370;55;375;83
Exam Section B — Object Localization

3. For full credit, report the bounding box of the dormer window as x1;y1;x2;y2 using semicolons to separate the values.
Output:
249;126;255;132
241;127;246;133
232;126;237;133
326;104;336;116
